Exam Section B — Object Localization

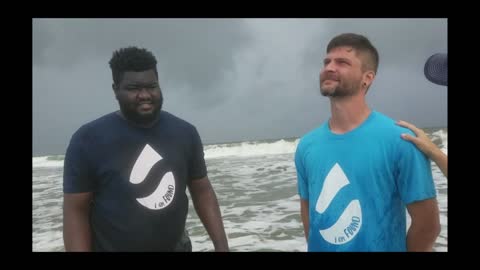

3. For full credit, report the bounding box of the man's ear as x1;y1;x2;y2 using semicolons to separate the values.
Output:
112;84;119;100
364;71;375;88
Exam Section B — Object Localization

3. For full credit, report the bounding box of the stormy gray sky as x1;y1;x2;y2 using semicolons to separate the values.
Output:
33;18;447;156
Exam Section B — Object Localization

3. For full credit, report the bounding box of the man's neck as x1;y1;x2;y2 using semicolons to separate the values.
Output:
328;95;371;134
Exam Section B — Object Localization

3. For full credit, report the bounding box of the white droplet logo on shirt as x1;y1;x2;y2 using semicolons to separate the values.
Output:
315;163;362;245
129;144;175;210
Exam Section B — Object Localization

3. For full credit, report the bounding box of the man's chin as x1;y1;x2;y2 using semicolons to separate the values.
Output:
137;110;159;121
137;110;155;117
320;88;334;96
122;109;160;125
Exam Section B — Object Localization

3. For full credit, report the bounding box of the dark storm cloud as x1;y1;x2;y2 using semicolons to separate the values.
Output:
33;19;447;156
33;19;252;97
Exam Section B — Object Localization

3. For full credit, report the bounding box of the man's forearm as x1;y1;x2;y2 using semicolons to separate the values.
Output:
406;224;439;252
63;209;92;251
191;186;229;251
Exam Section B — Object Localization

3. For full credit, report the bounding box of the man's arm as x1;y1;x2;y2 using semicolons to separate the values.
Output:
63;192;93;251
300;199;309;241
397;120;448;178
406;198;441;251
188;177;229;251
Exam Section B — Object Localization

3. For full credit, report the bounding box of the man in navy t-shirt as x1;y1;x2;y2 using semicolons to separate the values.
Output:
63;46;229;252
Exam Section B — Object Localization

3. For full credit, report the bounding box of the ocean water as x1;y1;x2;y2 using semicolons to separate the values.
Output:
32;128;448;252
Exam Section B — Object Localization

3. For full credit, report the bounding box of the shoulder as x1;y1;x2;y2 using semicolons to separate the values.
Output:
70;112;118;142
370;111;415;139
370;111;420;156
159;111;197;132
158;111;202;144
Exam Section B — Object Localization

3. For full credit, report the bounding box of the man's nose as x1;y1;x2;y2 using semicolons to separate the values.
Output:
323;62;336;72
137;88;151;98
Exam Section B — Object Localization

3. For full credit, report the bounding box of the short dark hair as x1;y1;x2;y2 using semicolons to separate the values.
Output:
327;33;379;74
109;46;158;85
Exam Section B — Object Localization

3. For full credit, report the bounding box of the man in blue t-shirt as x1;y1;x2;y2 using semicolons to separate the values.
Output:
294;33;440;252
63;46;229;252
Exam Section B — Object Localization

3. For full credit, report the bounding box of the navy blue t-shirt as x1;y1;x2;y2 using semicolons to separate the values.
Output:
63;111;207;251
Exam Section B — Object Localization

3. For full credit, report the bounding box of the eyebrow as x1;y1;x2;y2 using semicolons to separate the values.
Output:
125;82;158;87
323;57;352;64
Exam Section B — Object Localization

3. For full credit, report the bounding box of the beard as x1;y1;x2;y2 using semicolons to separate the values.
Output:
320;78;362;97
118;91;163;126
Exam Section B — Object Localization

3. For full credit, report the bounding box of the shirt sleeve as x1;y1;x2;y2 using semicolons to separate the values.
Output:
63;128;96;193
295;140;309;200
188;127;207;181
395;135;437;205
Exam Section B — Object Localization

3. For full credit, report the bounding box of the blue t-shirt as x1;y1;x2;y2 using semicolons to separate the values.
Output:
63;111;207;251
295;111;436;251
